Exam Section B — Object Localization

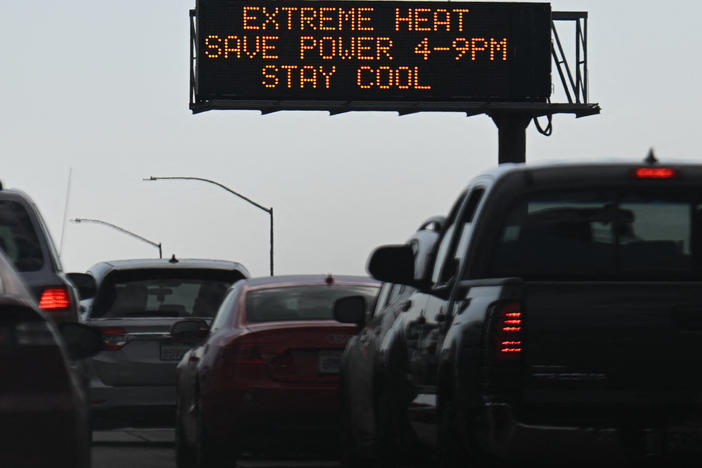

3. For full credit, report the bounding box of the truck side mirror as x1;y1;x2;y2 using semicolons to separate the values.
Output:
333;295;367;328
67;273;97;300
367;245;415;285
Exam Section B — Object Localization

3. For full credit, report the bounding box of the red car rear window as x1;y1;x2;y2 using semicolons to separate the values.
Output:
245;285;378;322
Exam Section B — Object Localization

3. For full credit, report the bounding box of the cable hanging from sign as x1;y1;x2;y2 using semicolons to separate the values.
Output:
533;113;553;136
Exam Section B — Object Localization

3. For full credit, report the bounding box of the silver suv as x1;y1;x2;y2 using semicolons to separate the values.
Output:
81;257;248;429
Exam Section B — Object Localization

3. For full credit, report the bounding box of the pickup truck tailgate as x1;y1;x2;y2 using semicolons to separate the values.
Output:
523;281;702;413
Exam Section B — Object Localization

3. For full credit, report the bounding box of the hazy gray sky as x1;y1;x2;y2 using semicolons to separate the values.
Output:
2;0;701;277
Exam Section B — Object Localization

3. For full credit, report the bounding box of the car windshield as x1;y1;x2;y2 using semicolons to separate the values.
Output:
90;269;237;318
0;201;44;272
489;188;702;280
245;284;378;323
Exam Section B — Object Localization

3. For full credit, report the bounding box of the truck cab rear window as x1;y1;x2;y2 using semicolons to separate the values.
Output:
489;189;701;280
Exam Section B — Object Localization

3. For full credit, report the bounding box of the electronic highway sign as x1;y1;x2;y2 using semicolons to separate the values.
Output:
191;0;551;112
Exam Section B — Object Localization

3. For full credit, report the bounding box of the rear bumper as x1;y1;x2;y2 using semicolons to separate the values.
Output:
472;404;627;463
463;403;702;463
204;384;340;449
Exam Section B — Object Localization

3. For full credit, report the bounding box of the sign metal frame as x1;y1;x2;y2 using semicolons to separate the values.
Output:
188;6;600;164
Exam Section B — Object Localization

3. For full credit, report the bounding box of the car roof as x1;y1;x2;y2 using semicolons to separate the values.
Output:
87;258;250;283
239;274;380;289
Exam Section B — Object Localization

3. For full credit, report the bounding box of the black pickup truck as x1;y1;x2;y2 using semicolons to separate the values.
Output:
350;160;702;466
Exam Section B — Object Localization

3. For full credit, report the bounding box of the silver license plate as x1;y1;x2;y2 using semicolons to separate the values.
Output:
318;350;342;374
160;344;192;361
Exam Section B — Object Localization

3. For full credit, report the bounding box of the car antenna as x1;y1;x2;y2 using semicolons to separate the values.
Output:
169;254;178;264
644;148;658;165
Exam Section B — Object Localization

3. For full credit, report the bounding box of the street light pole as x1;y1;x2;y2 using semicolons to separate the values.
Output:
144;176;274;276
71;218;162;258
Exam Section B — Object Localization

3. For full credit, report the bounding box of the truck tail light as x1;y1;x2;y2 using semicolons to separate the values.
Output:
38;287;71;311
101;327;127;351
495;302;524;361
632;167;679;179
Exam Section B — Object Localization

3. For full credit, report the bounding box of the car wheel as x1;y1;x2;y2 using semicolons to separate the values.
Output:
194;400;237;468
176;398;196;468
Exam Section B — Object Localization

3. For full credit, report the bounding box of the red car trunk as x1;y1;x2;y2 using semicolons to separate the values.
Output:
215;321;356;386
243;321;356;383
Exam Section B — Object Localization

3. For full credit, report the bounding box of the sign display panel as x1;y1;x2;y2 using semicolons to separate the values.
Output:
193;0;551;111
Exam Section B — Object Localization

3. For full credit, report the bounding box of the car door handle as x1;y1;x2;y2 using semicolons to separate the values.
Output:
189;354;200;362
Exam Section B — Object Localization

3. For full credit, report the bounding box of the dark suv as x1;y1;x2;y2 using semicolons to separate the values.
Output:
0;184;81;322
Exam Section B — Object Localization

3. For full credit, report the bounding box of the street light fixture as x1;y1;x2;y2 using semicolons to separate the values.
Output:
71;218;162;259
143;176;274;276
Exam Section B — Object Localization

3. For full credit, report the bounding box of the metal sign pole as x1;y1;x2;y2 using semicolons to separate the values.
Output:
491;113;532;164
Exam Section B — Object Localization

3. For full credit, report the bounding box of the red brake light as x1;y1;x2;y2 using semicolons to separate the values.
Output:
495;302;524;361
38;287;71;311
632;167;678;179
101;327;127;351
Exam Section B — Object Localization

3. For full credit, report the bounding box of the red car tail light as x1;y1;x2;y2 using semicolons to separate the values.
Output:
494;302;524;361
38;287;70;311
101;327;127;351
216;338;287;384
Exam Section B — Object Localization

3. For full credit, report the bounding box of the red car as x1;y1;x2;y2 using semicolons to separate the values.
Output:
174;275;379;468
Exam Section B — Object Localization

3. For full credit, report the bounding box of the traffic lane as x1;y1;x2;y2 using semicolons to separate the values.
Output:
92;430;174;468
92;430;341;468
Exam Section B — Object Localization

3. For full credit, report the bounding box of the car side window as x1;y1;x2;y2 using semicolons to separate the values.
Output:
452;188;485;270
387;284;406;305
0;200;45;272
431;188;485;286
369;283;392;320
370;283;409;322
431;223;457;285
